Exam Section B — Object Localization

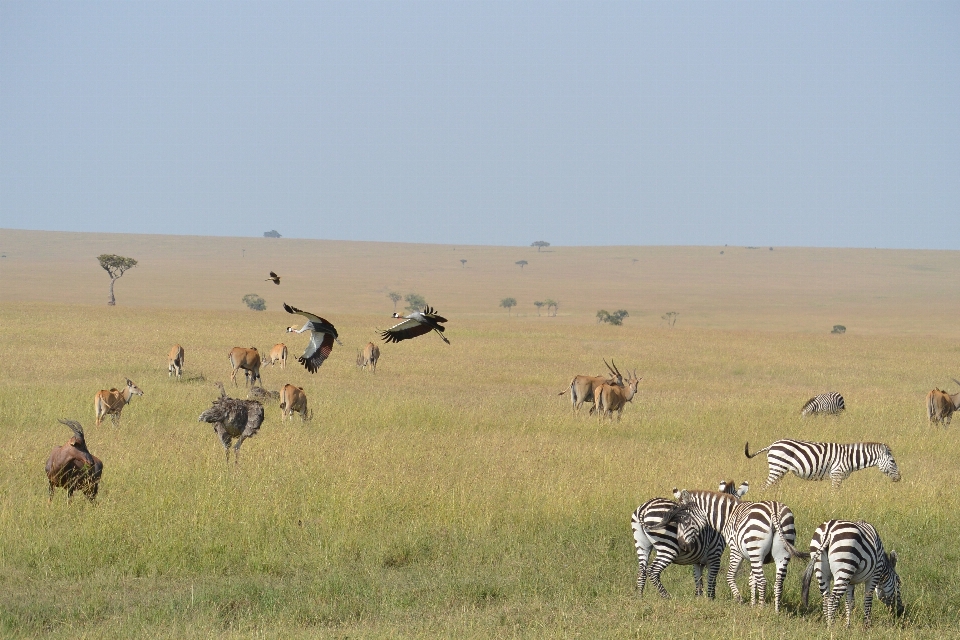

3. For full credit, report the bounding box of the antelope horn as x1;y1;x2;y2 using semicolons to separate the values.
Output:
952;378;960;388
603;358;616;376
58;419;84;441
609;359;623;378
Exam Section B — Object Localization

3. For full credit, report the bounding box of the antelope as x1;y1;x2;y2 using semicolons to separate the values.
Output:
357;342;380;373
595;368;641;422
559;359;624;414
380;307;450;344
279;384;310;422
228;347;262;387
46;419;103;502
168;344;184;380
267;343;288;369
94;379;144;426
284;303;343;372
927;379;960;426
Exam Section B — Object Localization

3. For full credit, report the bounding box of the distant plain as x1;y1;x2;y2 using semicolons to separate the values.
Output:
1;229;958;638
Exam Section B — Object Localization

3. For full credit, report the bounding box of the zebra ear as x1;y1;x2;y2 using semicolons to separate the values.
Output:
888;550;898;568
737;481;750;498
672;487;682;500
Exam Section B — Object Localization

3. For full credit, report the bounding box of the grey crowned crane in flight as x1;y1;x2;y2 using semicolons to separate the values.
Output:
380;307;450;345
284;303;343;372
266;271;281;285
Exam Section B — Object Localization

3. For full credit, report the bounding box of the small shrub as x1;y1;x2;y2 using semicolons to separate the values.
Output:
243;294;266;311
597;309;629;326
404;293;427;312
831;325;846;334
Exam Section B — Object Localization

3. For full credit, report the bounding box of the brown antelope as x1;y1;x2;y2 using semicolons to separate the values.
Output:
46;419;103;502
559;359;624;413
357;342;381;373
279;384;310;422
927;379;960;426
94;379;144;426
266;343;287;369
228;347;262;387
595;368;641;423
168;344;184;380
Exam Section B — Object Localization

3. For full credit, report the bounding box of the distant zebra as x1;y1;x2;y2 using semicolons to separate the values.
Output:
673;489;808;611
801;392;845;416
745;439;901;489
801;520;904;627
630;480;748;599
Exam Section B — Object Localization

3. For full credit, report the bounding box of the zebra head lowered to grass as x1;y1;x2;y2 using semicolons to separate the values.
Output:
745;439;901;489
801;392;845;416
801;520;904;627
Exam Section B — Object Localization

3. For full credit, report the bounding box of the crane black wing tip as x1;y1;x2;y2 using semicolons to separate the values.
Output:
283;302;295;314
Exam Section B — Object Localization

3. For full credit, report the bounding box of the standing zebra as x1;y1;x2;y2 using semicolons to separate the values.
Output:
630;480;749;599
745;439;901;489
801;520;904;627
801;392;845;416
673;489;808;611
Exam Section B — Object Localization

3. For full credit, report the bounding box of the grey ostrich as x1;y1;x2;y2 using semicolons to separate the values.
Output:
198;382;265;463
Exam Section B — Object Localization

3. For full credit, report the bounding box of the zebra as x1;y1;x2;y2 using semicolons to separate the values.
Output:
630;480;749;599
673;489;808;611
801;392;845;416
801;520;904;627
745;439;901;489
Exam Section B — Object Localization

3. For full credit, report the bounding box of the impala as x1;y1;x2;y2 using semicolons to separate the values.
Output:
94;379;144;426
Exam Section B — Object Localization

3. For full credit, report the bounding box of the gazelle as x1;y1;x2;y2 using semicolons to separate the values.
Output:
279;384;310;422
94;379;144;426
357;342;381;373
594;368;641;422
559;359;624;414
228;347;262;387
267;343;287;369
168;344;184;380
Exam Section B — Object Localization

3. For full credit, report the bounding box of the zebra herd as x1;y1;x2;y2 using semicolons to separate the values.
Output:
633;430;905;628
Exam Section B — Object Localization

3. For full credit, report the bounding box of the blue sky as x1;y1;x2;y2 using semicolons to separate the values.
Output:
1;1;957;248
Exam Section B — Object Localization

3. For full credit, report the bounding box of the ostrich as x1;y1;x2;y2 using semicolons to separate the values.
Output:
380;307;450;344
198;382;265;463
266;271;280;285
283;303;343;372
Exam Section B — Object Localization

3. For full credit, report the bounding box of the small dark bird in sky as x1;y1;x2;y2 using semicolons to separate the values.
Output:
381;307;450;345
284;303;343;372
266;271;281;285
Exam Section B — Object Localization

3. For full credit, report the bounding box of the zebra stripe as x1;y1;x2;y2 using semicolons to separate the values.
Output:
801;392;845;416
675;491;808;611
801;520;904;627
745;439;901;489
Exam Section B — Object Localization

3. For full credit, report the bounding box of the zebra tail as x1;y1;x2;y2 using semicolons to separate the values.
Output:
772;506;810;561
800;551;819;608
744;441;772;459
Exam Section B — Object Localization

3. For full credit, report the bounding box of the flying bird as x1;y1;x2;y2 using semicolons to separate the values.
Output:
284;302;343;372
380;307;450;345
266;271;281;285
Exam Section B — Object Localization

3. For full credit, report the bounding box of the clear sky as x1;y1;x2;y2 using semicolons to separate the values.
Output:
1;1;957;248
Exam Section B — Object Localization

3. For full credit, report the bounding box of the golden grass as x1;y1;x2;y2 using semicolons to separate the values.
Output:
0;230;959;638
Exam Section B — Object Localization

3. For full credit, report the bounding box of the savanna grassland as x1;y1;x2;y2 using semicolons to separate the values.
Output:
1;229;960;639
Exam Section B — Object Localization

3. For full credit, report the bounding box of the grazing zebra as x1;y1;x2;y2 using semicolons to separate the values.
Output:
745;439;901;489
801;392;845;416
801;520;904;627
630;481;748;599
674;490;808;611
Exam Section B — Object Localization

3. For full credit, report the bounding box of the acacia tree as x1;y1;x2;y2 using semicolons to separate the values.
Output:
516;260;528;270
404;292;427;312
533;301;545;316
531;241;550;252
97;254;137;306
545;299;559;317
500;297;517;316
460;259;467;268
388;291;402;312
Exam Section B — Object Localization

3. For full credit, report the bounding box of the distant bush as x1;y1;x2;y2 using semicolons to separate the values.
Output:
263;230;281;238
597;309;629;326
831;325;846;334
243;294;266;311
404;293;427;312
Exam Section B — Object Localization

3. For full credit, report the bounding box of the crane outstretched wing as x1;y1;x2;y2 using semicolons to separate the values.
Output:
420;307;448;323
283;303;338;335
299;332;336;373
268;271;280;284
380;317;435;343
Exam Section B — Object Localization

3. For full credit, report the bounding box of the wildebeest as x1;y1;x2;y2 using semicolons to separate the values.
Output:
228;347;262;387
198;382;265;463
267;343;287;369
559;359;623;414
168;344;184;380
595;368;641;422
94;379;144;426
356;342;381;373
279;384;310;422
45;419;103;502
927;380;960;426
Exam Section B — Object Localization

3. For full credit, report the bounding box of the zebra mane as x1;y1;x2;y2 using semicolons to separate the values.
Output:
800;397;818;411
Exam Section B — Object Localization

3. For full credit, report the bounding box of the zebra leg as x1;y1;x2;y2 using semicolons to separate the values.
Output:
750;558;767;606
862;577;878;628
706;556;721;600
636;552;649;596
692;564;704;597
829;576;851;627
648;554;676;599
763;465;787;490
773;559;790;613
726;550;744;603
830;467;852;489
845;584;857;627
